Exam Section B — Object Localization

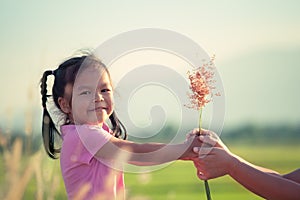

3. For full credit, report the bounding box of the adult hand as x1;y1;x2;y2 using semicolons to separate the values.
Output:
192;133;237;180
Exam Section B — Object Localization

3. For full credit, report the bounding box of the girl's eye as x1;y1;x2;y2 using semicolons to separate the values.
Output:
101;88;111;93
80;91;91;95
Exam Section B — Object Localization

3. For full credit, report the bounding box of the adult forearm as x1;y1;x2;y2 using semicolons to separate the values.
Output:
283;169;300;183
229;156;300;200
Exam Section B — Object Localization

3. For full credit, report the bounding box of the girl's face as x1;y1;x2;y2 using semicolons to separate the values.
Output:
70;65;114;125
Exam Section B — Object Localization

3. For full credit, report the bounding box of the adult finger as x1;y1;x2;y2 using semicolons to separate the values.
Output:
185;128;200;140
198;135;218;147
196;170;208;180
193;147;214;159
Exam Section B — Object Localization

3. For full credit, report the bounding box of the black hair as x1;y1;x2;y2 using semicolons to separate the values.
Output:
40;53;127;159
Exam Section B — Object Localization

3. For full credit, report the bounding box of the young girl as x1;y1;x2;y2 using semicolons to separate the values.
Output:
40;52;202;199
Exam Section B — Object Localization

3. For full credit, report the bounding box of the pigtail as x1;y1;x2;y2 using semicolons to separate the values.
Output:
109;111;127;140
40;70;61;159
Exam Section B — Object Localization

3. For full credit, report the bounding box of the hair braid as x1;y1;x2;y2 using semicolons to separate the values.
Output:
40;70;60;159
41;70;52;108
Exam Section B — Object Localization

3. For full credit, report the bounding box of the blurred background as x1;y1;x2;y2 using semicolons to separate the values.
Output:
0;0;299;199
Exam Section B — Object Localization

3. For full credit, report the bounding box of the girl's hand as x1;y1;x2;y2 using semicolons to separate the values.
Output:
181;131;204;160
183;128;217;160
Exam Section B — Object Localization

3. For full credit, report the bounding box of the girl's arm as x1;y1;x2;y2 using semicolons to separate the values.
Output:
193;133;300;200
95;134;202;166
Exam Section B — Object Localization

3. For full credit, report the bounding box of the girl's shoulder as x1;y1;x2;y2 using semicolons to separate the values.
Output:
61;124;106;133
61;124;113;158
61;124;112;140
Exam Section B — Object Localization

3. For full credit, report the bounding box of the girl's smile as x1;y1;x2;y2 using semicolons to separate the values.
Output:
89;106;107;112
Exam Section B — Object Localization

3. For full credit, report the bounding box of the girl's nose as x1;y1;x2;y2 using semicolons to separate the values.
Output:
95;92;104;101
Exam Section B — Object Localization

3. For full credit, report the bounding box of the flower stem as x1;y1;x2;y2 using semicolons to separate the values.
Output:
199;109;212;200
204;180;212;200
199;109;202;136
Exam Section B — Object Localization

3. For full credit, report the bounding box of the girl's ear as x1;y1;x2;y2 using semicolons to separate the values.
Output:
58;97;71;114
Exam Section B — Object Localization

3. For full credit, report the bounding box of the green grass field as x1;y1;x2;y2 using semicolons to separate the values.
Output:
124;144;300;200
1;143;299;199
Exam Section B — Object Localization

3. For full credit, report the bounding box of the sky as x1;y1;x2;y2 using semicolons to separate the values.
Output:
0;0;300;134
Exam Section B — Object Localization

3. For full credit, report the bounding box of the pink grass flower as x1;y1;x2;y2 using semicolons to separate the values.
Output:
186;55;219;110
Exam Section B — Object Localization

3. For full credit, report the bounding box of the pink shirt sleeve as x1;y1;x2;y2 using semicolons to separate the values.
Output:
76;124;112;163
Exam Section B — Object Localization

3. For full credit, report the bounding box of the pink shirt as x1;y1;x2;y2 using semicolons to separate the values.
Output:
60;124;125;199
